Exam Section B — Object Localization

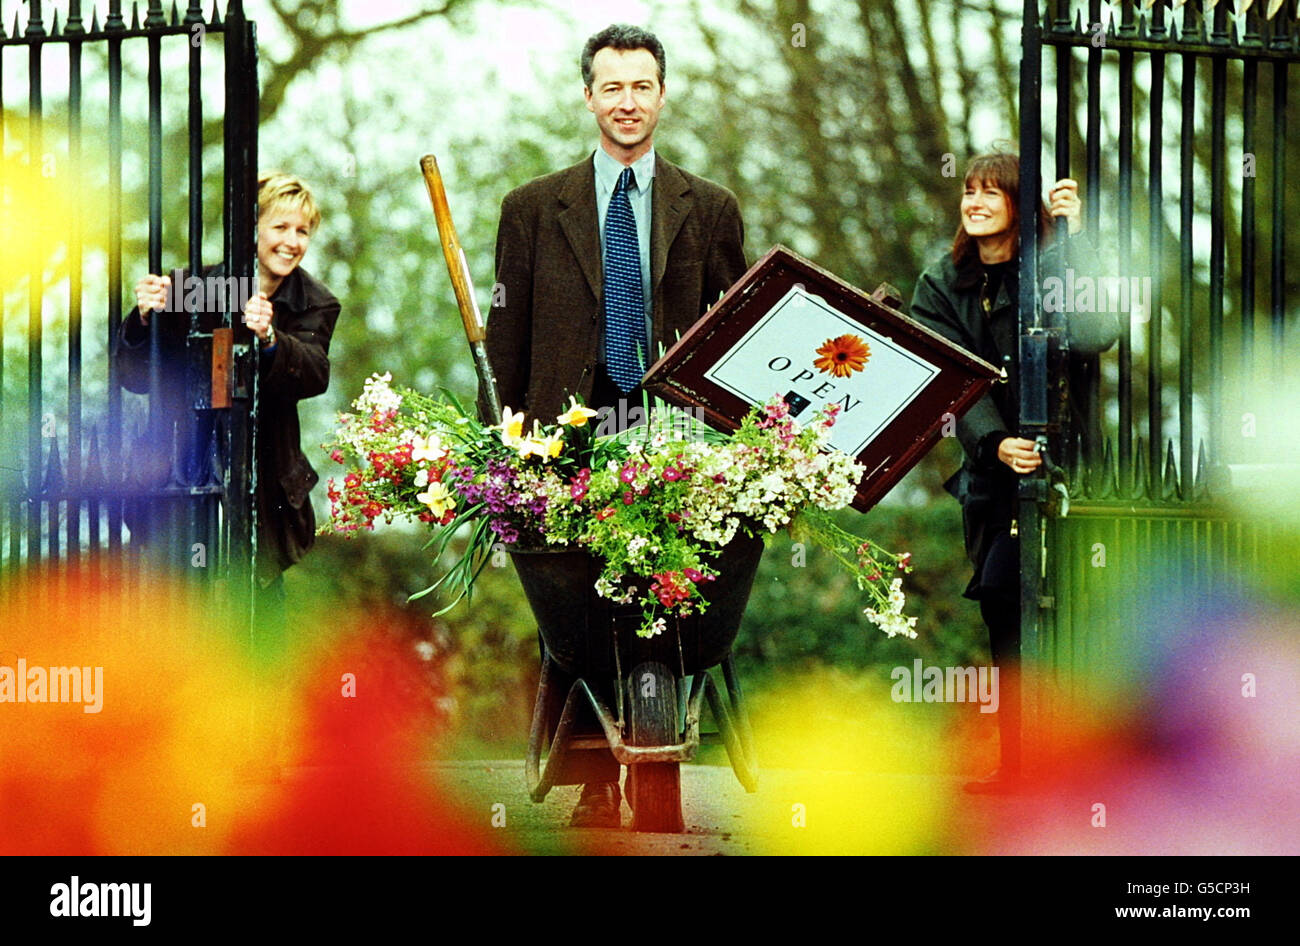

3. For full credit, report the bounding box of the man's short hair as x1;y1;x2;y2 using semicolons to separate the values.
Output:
257;171;321;234
580;24;666;89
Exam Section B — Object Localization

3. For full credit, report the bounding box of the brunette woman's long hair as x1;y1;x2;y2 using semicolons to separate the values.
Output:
950;152;1054;266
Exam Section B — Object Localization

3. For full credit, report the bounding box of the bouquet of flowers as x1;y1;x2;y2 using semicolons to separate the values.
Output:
322;373;917;639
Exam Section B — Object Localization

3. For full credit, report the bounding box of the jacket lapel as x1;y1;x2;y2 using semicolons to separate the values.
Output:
651;155;691;293
556;156;603;300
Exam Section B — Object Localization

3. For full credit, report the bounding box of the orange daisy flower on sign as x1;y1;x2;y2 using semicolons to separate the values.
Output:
813;334;871;378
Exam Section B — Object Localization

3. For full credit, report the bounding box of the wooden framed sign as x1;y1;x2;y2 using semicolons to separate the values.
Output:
643;245;1001;512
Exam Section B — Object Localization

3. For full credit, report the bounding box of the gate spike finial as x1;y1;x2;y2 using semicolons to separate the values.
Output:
1265;0;1284;19
85;427;104;488
204;423;222;487
1133;436;1150;500
1097;437;1118;499
50;10;61;36
130;2;140;30
43;436;66;495
1163;439;1180;501
1194;438;1210;498
210;0;222;26
171;2;180;26
90;8;101;32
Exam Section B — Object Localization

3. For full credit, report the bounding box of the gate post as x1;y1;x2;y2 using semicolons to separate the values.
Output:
223;0;259;638
1016;0;1046;774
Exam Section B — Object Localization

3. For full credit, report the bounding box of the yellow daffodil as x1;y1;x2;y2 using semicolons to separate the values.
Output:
417;481;454;517
515;421;564;462
412;433;445;463
557;396;598;428
493;406;526;448
538;430;564;459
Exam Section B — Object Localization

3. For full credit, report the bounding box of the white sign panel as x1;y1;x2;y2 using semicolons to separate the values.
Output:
703;285;940;456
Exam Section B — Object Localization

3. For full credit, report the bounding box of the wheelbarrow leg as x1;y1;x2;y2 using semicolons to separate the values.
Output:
696;654;758;793
525;654;559;801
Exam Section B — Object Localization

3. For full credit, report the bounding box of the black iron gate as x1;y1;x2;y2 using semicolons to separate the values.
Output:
0;0;259;623
1018;1;1298;735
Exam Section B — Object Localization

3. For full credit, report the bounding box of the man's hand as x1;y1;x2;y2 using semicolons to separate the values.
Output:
134;273;171;324
998;436;1043;475
1048;178;1083;235
243;293;275;343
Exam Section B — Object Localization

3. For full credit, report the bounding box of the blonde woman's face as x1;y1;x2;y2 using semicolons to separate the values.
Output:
257;207;312;283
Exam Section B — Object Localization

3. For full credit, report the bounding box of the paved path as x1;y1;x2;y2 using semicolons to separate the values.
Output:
429;760;1004;855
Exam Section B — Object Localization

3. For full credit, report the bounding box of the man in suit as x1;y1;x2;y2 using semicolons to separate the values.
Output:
482;24;747;827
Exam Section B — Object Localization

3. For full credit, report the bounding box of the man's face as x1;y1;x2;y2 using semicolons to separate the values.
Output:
584;46;665;164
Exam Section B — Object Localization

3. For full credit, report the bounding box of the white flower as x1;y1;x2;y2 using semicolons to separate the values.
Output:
641;617;667;639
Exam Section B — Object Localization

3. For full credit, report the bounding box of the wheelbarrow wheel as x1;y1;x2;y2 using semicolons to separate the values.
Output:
626;661;684;833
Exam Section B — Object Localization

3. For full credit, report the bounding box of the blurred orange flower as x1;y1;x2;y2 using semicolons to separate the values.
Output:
813;334;870;378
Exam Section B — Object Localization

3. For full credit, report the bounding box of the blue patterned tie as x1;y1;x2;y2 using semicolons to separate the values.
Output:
603;166;647;393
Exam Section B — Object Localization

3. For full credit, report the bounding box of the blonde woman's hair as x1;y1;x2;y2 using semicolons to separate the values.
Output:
257;171;321;234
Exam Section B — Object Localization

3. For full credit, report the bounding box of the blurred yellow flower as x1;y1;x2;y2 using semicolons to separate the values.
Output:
493;407;526;448
557;397;598;428
416;481;454;517
517;422;564;461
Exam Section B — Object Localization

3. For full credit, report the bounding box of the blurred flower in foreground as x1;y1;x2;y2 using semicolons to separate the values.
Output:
0;565;507;855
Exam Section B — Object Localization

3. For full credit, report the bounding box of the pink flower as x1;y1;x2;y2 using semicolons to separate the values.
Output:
330;449;344;464
622;490;636;505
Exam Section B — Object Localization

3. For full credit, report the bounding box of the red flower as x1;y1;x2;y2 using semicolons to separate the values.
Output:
596;507;615;521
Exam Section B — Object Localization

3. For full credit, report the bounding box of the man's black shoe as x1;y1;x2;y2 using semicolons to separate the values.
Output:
569;781;622;828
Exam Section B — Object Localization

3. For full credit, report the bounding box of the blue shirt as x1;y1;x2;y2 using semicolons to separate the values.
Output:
595;146;655;345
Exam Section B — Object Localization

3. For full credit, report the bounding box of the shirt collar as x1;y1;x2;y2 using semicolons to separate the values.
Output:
594;145;656;194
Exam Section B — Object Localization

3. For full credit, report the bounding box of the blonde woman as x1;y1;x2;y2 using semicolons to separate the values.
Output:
118;172;341;600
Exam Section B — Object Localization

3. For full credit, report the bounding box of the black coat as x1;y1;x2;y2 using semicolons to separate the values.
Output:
909;241;1118;598
115;265;341;578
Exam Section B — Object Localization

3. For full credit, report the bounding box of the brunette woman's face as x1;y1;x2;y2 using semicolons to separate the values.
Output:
961;181;1012;238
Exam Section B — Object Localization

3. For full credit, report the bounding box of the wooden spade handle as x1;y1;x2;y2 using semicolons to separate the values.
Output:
420;153;485;345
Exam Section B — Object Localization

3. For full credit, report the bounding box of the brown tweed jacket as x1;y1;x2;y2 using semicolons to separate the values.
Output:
481;152;747;423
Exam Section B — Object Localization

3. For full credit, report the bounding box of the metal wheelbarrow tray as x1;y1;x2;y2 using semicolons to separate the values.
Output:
511;533;763;832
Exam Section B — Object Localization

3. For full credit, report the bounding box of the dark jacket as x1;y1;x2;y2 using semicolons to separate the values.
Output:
909;239;1118;596
115;265;340;577
480;152;747;423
